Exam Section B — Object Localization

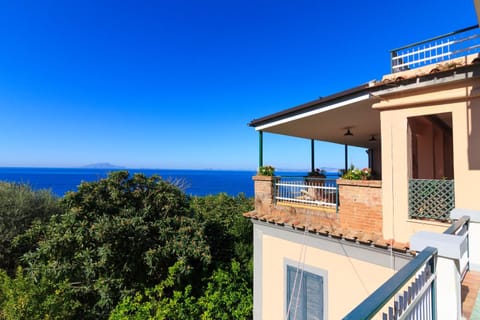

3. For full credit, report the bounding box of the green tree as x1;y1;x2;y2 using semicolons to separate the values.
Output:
109;260;252;320
197;260;253;320
0;182;61;275
190;193;253;270
19;171;211;319
110;193;254;319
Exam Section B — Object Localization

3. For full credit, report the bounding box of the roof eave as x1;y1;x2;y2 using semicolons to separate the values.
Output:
248;82;380;128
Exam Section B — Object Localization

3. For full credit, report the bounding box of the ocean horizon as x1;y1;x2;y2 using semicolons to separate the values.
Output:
0;167;339;198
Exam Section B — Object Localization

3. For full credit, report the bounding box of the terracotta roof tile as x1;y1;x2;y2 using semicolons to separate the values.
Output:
244;210;411;254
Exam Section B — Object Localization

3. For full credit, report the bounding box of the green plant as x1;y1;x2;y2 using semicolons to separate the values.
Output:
0;182;61;276
109;260;252;320
0;267;79;319
341;165;372;180
19;171;211;319
258;165;275;176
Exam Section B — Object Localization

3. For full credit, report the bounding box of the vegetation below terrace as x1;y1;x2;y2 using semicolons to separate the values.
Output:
0;171;253;319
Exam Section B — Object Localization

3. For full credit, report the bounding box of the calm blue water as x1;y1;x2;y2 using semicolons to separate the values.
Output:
0;168;339;198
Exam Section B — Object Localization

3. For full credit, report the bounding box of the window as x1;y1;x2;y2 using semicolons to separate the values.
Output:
286;265;324;320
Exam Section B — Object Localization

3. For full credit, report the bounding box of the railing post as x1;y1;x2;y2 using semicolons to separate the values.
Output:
451;209;480;272
391;50;396;73
429;250;438;320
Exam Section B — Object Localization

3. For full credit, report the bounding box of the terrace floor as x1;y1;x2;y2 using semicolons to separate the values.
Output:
462;270;480;319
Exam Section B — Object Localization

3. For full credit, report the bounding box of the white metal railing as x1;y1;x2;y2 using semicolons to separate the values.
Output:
391;25;479;73
343;247;438;320
274;177;338;211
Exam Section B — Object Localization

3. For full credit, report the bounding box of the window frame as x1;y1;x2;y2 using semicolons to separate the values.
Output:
284;259;328;320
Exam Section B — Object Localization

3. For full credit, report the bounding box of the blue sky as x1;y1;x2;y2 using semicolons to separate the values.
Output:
0;0;476;170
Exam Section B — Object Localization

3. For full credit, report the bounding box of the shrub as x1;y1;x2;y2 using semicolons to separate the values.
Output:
0;267;79;319
0;182;61;275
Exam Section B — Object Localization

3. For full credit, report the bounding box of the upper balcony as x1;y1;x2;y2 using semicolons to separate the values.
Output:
390;25;480;74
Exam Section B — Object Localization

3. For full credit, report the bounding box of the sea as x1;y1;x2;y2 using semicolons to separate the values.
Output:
0;167;340;198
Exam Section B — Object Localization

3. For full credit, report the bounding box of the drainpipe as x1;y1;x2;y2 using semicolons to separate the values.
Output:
311;139;315;173
259;131;263;168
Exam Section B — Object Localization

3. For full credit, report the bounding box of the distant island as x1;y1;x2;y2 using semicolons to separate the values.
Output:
81;163;125;169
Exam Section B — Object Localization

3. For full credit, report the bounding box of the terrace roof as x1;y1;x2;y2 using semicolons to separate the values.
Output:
248;58;480;149
248;82;388;148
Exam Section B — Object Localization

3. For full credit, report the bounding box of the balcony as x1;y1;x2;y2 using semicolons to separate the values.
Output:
253;175;384;238
390;25;480;73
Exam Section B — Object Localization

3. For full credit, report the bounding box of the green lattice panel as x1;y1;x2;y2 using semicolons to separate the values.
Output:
408;179;454;221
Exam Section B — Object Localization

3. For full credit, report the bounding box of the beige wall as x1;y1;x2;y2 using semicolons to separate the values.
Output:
375;79;480;242
258;230;400;319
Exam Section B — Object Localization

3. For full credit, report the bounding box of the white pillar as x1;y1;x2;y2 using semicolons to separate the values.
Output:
435;256;462;320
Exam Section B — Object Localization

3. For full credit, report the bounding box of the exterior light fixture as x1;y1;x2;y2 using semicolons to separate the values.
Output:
344;128;353;136
369;135;376;142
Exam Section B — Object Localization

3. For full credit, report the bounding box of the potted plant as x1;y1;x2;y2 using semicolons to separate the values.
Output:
341;165;372;180
258;165;275;176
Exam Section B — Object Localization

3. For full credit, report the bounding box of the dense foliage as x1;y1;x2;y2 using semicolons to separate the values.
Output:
0;171;254;319
190;193;253;272
0;182;61;275
110;260;252;319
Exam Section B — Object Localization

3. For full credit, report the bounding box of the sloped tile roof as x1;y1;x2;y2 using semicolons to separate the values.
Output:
244;210;411;254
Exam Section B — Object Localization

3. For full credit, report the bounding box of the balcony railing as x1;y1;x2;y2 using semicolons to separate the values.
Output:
408;179;455;221
391;25;480;73
274;177;338;211
343;246;438;320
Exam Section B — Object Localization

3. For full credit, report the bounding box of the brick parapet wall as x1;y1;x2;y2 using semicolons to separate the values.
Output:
253;175;275;214
337;179;383;236
253;175;339;227
252;176;383;237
